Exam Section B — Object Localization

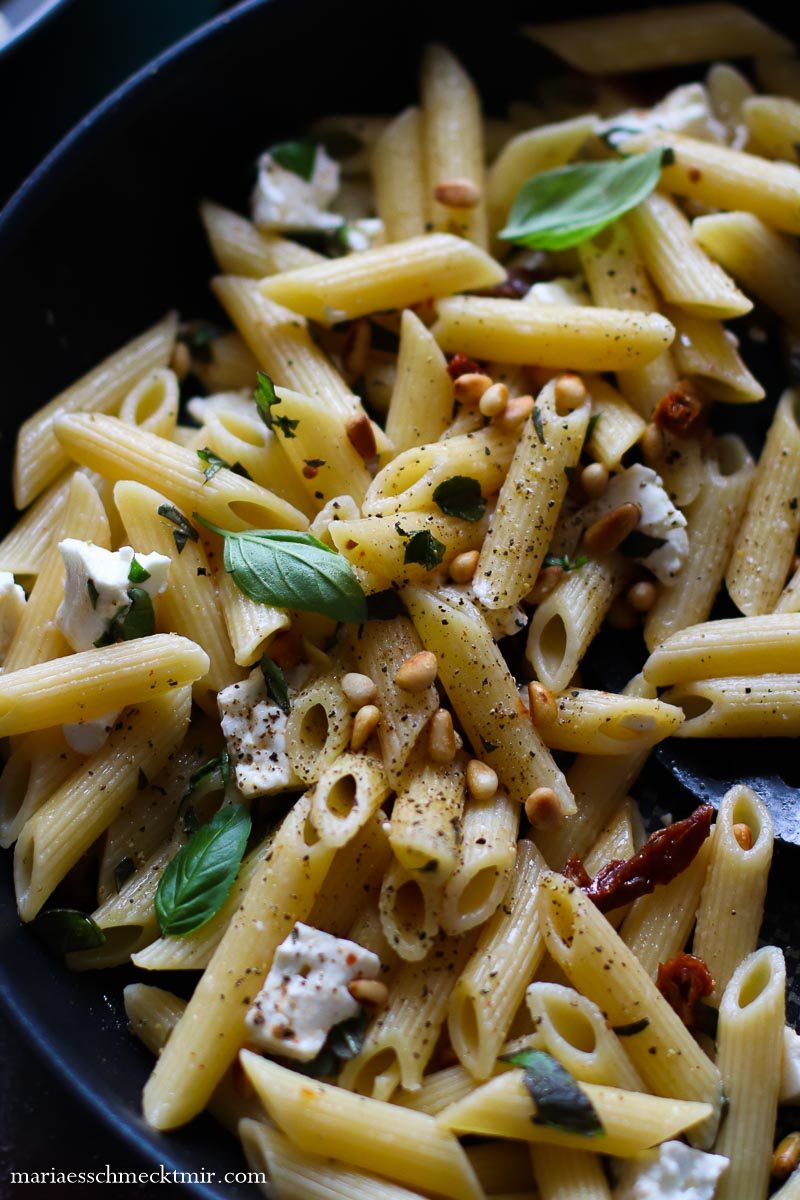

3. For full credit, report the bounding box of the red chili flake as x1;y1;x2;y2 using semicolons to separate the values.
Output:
573;804;714;914
563;854;592;888
656;953;715;1029
346;953;357;966
652;379;710;439
447;352;482;379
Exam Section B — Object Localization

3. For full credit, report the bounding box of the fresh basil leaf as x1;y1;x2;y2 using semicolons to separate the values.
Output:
500;150;664;252
293;1042;340;1078
533;407;546;445
31;908;106;955
128;557;151;584
194;517;368;623
114;856;136;892
502;1048;604;1136
117;588;154;641
254;370;280;429
432;476;486;523
612;1017;650;1037
155;804;251;936
401;529;446;571
157;503;198;554
270;140;317;180
261;655;290;714
185;750;231;804
197;447;230;483
619;530;667;559
87;579;99;609
328;1010;369;1060
544;554;588;572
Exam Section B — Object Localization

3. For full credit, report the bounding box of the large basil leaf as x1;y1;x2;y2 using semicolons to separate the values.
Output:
503;1047;604;1136
31;908;106;955
155;804;251;937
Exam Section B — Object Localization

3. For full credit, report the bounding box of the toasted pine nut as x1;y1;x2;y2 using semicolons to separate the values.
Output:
498;394;534;432
348;978;390;1008
346;411;377;460
453;372;493;408
170;340;191;381
527;681;557;729
396;650;438;692
479;381;509;418
525;787;562;829
351;704;381;751
641;421;665;462
581;462;609;499
607;598;639;631
434;177;482;208
583;502;641;556
429;708;456;764
449;549;480;583
627;580;658;612
733;822;753;851
342;672;378;708
466;759;498;801
772;1133;800;1181
526;565;564;604
554;373;587;414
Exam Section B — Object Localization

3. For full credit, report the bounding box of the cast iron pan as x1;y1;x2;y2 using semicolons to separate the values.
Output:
0;1;798;1193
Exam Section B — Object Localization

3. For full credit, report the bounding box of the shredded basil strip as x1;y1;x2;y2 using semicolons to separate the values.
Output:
533;407;546;445
432;476;486;523
502;1048;605;1136
261;655;291;714
155;804;251;937
194;516;367;624
500;150;664;252
397;527;446;571
197;447;230;483
157;503;198;554
253;370;299;437
128;557;151;584
31;908;106;955
93;587;154;647
612;1017;651;1037
270;140;318;181
295;1011;369;1078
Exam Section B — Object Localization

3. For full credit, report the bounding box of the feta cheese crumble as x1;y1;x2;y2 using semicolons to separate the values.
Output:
600;84;728;149
245;923;380;1061
218;669;297;797
612;1140;728;1200
57;540;171;652
0;572;26;665
251;145;341;233
63;713;119;755
781;1025;800;1104
581;464;689;585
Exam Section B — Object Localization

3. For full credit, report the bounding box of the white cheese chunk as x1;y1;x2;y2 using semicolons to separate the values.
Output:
781;1025;800;1104
601;83;728;148
340;217;386;253
57;540;171;652
581;464;689;585
0;572;26;665
525;275;591;306
245;923;380;1061
612;1140;728;1200
63;712;120;755
218;669;297;797
251;145;340;232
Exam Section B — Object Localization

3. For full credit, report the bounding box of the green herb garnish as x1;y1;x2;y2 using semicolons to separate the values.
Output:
295;1011;369;1078
544;554;588;572
155;804;251;937
128;557;151;584
157;503;198;554
93;588;155;647
270;140;318;180
253;370;299;437
197;447;230;483
432;476;487;523
261;655;290;714
502;1048;604;1136
401;529;446;571
533;407;546;445
31;908;106;955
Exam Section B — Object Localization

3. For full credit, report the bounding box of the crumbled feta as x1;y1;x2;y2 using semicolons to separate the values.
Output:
781;1025;800;1104
0;572;26;664
186;390;255;426
63;713;119;755
245;923;380;1061
57;540;171;651
525;276;591;306
218;669;297;797
339;218;386;253
251;145;341;232
612;1141;728;1200
601;83;727;149
581;464;688;585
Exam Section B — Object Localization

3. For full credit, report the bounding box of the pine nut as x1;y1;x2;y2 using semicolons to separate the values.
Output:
342;672;378;708
627;580;658;612
733;822;753;851
479;381;509;418
348;978;390;1008
583;502;641;556
449;549;480;583
429;709;456;764
524;787;562;829
526;565;563;604
498;394;534;432
772;1133;800;1180
581;462;609;499
346;411;377;460
170;340;191;381
554;373;587;414
527;681;557;729
351;704;381;751
453;373;493;407
466;759;498;801
434;177;482;208
641;421;665;462
607;598;639;631
395;651;438;692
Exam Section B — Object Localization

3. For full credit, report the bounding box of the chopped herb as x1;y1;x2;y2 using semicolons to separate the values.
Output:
295;1011;369;1078
137;768;149;791
269;140;317;180
194;516;367;624
87;579;99;610
544;554;588;572
533;407;546;445
93;588;155;647
128;557;151;584
261;655;290;714
273;413;300;439
185;750;231;805
619;530;667;559
31;909;106;955
197;447;230;483
155;804;251;937
304;459;326;469
660;146;676;166
157;504;198;554
502;1048;604;1137
114;857;135;892
612;1018;650;1037
402;530;446;571
254;370;280;429
432;476;486;523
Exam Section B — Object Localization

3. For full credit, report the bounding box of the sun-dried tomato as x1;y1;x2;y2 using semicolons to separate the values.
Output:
481;266;543;299
446;352;482;379
656;953;715;1028
563;854;592;888
652;379;710;439
571;804;714;914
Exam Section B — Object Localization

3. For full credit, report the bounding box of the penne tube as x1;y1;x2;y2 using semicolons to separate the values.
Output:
270;385;372;508
188;335;259;394
330;512;486;591
0;471;78;577
664;674;800;736
379;857;442;963
0;729;82;850
306;815;392;937
371;107;427;243
383;309;453;456
644;613;800;685
212;564;289;669
663;303;764;403
582;374;646;469
118;367;180;439
367;427;514;517
693;210;800;332
538;688;684;755
192;407;311;514
432;297;675;371
526;982;644;1092
285;666;352;785
259;234;504;326
310;753;391;848
13;313;177;509
0;634;208;737
748;99;800;162
389;749;465;881
199;198;323;276
707;62;755;136
440;789;518;936
530;1146;611;1200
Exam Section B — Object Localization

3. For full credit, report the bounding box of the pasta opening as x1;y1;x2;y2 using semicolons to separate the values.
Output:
546;997;597;1053
675;693;713;722
303;814;321;847
237;1121;275;1188
537;615;568;684
217;411;268;447
457;867;500;922
451;993;481;1059
715;434;748;478
227;500;285;526
131;378;169;427
325;774;358;819
729;792;762;850
394;878;426;932
70;924;147;970
298;703;330;755
736;954;773;1010
348;1048;399;1097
